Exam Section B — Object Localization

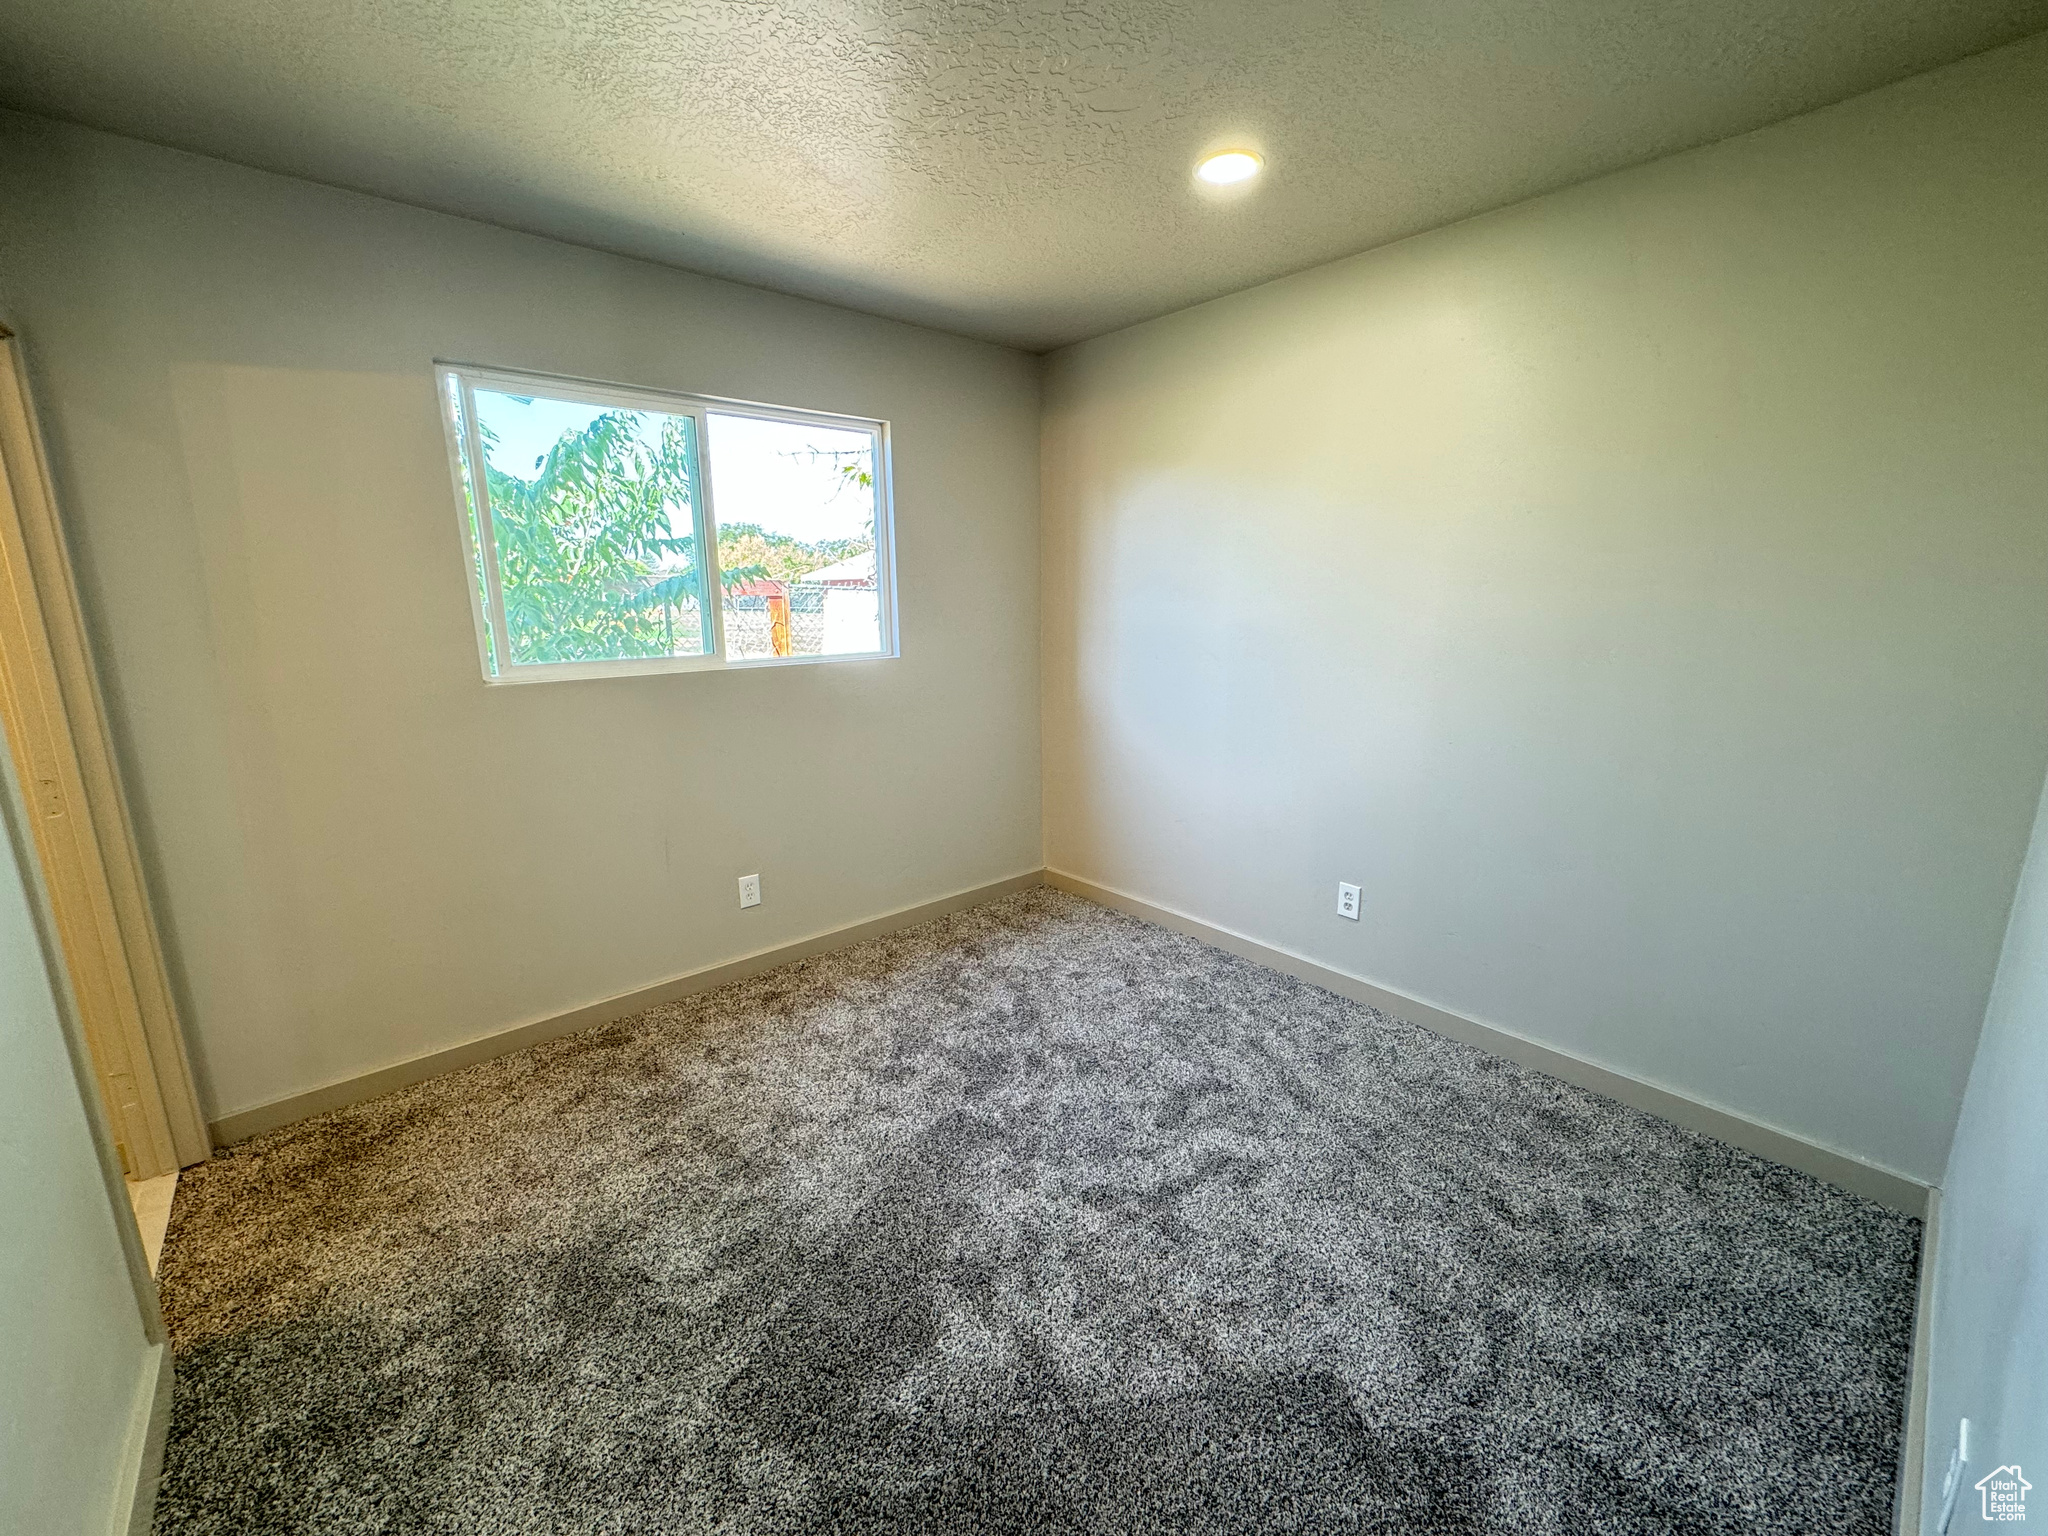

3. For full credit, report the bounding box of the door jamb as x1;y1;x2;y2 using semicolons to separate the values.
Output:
0;324;207;1176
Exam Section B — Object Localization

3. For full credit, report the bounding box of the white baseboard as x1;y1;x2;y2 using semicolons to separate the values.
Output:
112;1342;171;1536
1045;868;1932;1216
208;869;1047;1145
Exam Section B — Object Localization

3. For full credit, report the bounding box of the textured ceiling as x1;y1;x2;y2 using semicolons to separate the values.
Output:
3;1;2045;350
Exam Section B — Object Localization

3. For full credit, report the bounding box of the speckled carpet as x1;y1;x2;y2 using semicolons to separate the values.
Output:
153;888;1919;1535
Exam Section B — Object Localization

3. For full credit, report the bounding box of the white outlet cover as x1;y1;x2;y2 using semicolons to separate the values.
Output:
1337;882;1361;920
738;874;762;909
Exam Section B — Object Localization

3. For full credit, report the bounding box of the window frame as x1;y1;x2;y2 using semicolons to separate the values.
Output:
434;361;898;684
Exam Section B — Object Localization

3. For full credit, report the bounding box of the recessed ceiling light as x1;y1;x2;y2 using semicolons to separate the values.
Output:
1195;150;1263;186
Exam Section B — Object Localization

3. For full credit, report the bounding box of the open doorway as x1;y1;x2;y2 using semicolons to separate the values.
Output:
0;324;207;1271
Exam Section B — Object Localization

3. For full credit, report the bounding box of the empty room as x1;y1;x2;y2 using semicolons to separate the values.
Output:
1;3;2044;1533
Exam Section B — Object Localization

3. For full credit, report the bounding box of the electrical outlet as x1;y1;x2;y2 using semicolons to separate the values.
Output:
737;873;761;909
1337;882;1361;921
1937;1417;1970;1534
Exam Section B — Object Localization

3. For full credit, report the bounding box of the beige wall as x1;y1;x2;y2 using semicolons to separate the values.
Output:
0;748;159;1534
1041;36;2048;1184
0;114;1042;1123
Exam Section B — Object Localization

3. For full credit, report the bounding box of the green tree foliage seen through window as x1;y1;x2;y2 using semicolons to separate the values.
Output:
484;409;703;662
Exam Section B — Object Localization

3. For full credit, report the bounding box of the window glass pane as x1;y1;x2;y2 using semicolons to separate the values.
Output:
706;413;881;660
472;389;710;665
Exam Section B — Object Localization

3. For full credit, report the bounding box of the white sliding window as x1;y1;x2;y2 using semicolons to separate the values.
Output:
436;364;895;682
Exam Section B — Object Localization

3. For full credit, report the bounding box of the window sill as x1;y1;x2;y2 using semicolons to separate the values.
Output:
480;650;901;685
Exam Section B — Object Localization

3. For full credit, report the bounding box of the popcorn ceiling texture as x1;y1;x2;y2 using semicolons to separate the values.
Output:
4;0;2046;348
153;889;1918;1533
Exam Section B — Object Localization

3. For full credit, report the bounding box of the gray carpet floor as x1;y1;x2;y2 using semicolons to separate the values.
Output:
153;889;1920;1535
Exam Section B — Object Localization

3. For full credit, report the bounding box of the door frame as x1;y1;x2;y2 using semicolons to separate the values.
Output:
0;324;207;1176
